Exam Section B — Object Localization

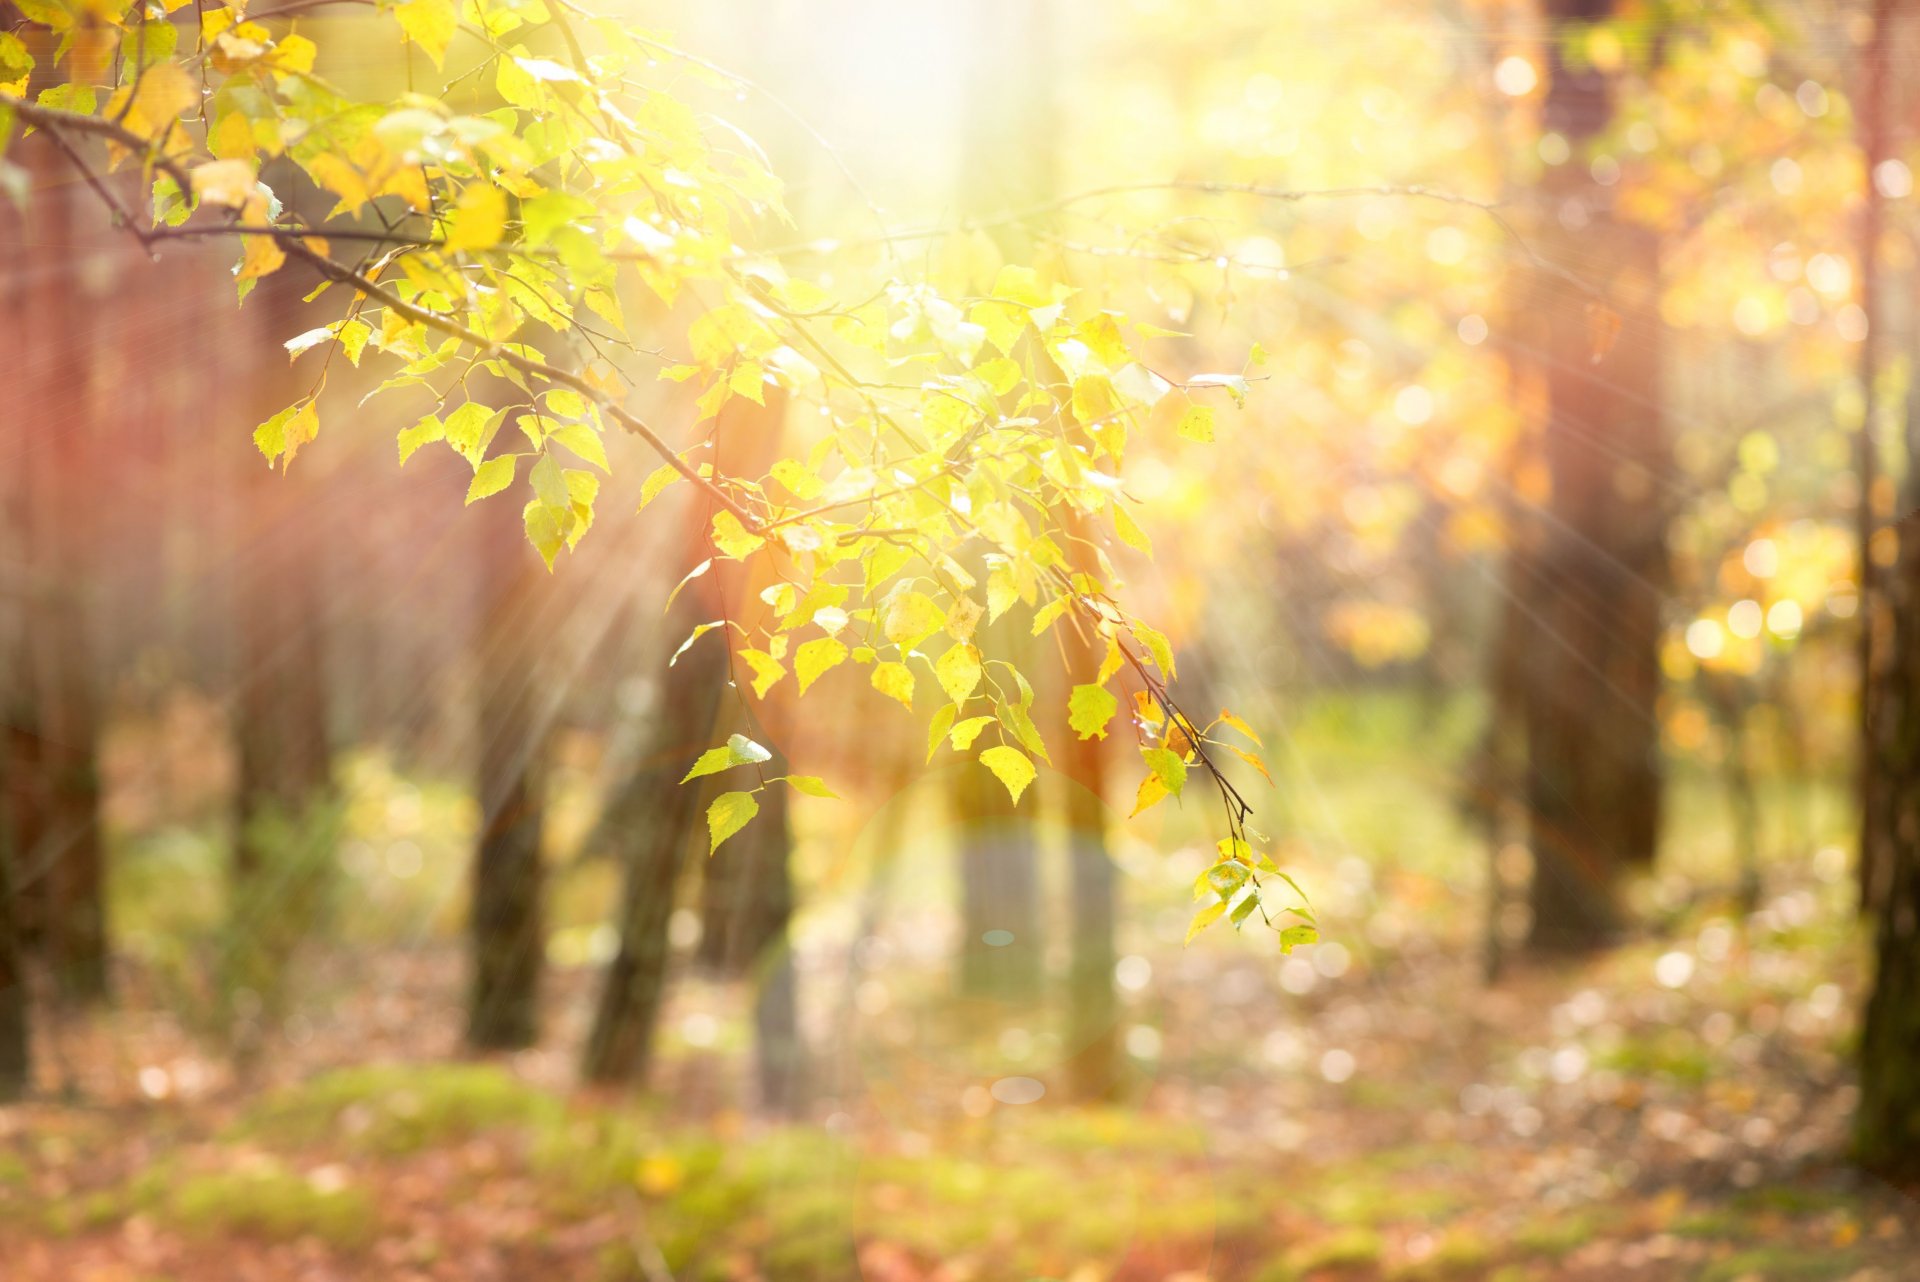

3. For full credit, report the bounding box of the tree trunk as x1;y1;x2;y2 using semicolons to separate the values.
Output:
1854;0;1920;1183
466;506;549;1051
1859;517;1920;1178
229;275;335;1063
955;721;1045;1002
1857;0;1899;917
1060;699;1119;1101
1517;0;1667;953
696;773;791;978
949;0;1054;1004
0;753;28;1101
581;522;730;1085
16;134;108;1003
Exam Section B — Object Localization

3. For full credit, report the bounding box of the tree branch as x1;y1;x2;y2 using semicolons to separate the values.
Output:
1;91;766;534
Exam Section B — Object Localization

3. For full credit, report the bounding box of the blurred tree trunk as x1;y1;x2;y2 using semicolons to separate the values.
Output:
697;780;788;975
693;391;807;1112
467;505;549;1051
0;751;27;1101
580;573;726;1084
1058;516;1119;1098
229;276;334;1062
1514;0;1667;952
1854;0;1920;1182
1860;509;1920;1179
952;0;1054;1005
15;136;108;1003
1857;0;1899;917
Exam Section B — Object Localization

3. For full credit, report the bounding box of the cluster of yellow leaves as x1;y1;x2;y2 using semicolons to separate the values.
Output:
0;0;1315;940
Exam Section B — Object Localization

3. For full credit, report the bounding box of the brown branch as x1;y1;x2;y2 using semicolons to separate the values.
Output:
2;92;765;534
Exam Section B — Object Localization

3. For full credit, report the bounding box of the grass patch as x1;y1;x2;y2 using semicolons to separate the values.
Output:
166;1164;374;1247
238;1062;563;1155
1700;1246;1862;1282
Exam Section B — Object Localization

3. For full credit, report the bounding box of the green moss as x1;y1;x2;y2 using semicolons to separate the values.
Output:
1282;1227;1385;1276
239;1062;562;1155
1700;1247;1862;1282
166;1166;374;1247
1512;1208;1609;1257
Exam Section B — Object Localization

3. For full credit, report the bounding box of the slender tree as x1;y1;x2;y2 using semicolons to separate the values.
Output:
467;501;551;1051
0;747;27;1101
12;123;109;1002
581;517;731;1085
1513;0;1668;951
1852;0;1920;1181
950;0;1057;1003
228;272;335;1062
1059;523;1120;1101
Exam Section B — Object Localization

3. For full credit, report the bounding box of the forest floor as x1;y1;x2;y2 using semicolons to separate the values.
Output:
4;698;1915;1280
2;864;1916;1282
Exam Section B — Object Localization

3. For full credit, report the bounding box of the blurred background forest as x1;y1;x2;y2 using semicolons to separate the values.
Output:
4;0;1920;1278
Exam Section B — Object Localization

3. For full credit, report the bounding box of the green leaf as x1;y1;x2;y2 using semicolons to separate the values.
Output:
783;775;837;798
935;643;983;705
680;733;774;783
707;791;759;855
979;745;1035;805
1141;746;1187;798
1068;684;1119;740
1130;621;1176;678
1279;924;1320;954
466;455;517;504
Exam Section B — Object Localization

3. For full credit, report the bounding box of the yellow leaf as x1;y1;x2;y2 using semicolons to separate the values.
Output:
949;715;996;751
871;661;915;709
883;590;945;651
1218;710;1264;747
445;183;507;254
1130;769;1169;817
935;643;982;705
1113;503;1153;557
638;462;681;511
707;791;759;855
729;362;766;404
306;153;372;215
394;0;457;68
944;595;984;641
237;233;286;282
741;649;785;698
979;745;1035;805
105;62;197;140
795;637;848;696
1177;404;1216;443
191;159;257;210
466;455;516;503
1185;901;1225;945
711;510;765;560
